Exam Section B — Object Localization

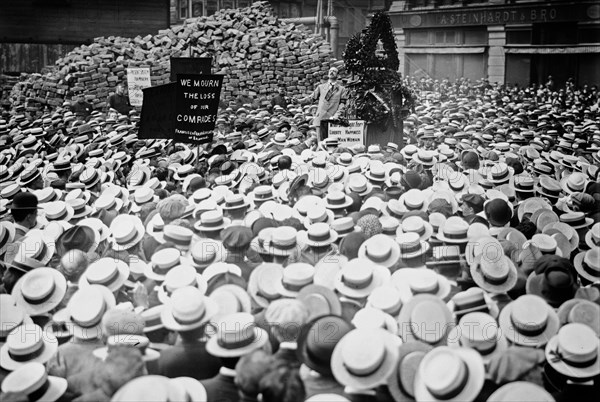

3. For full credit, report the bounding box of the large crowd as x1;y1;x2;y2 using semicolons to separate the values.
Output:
0;75;599;402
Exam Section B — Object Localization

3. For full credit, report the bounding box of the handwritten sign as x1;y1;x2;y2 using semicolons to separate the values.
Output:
328;120;365;147
126;68;151;107
175;74;223;144
138;83;176;140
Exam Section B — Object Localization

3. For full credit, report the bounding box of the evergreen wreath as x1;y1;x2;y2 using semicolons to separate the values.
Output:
343;11;416;126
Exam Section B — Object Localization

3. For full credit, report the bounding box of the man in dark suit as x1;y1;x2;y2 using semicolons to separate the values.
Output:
155;324;221;381
201;313;270;402
296;67;348;142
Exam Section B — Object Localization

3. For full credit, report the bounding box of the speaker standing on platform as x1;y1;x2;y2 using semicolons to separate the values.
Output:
294;67;347;142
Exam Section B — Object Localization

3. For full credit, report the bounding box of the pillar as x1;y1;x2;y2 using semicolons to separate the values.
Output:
487;25;506;84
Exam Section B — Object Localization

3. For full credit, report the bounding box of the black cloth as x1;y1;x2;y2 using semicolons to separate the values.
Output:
107;93;132;115
71;100;93;120
201;373;239;402
156;340;221;381
273;347;301;369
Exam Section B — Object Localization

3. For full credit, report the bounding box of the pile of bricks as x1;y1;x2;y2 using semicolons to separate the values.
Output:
8;1;343;117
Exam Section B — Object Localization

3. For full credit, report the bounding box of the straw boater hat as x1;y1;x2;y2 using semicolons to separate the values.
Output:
392;268;451;302
208;284;252;319
206;312;268;358
110;375;189;402
298;222;338;248
146;248;180;282
470;253;518;294
447;312;507;363
397;294;454;346
194;208;231;232
358;234;400;268
367;285;403;318
573;248;600;283
247;263;284;308
110;214;145;251
184;238;225;270
487;382;554;402
297;285;342;322
396;232;430;261
585;222;599;249
161;286;218;332
436;216;470;244
387;340;434;402
545;323;600;380
330;328;400;390
498;294;559;347
11;268;67;316
0;324;58;371
273;263;315;298
158;265;208;305
1;362;67;402
334;258;391;300
400;216;433;242
67;285;116;340
447;287;499;320
264;226;299;257
93;334;160;362
16;231;56;266
414;346;485;402
79;258;129;292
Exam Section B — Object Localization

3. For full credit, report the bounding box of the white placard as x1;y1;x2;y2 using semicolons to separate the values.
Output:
127;68;151;107
328;120;365;146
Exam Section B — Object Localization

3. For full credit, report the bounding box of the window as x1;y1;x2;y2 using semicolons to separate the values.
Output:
506;28;531;44
579;26;600;44
192;0;204;17
408;30;429;45
533;23;577;45
408;28;486;45
178;0;189;19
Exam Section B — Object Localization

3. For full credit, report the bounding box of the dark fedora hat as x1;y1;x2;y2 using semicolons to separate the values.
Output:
297;315;354;377
526;256;578;308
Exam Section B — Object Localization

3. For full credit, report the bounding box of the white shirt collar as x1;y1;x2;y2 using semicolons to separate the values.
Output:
279;342;297;350
219;367;237;377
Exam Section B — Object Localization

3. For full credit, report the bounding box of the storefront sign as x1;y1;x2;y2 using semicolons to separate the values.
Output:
139;83;176;140
126;67;151;107
390;2;599;28
328;120;365;147
175;74;223;144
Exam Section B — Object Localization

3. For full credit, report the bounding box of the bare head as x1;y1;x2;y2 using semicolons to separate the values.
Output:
59;249;89;282
328;67;338;81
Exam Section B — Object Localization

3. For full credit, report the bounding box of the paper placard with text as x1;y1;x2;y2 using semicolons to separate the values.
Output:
175;74;223;144
328;120;365;147
126;68;151;107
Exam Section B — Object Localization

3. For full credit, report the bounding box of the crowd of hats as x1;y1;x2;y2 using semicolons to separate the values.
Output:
1;76;600;402
4;1;341;113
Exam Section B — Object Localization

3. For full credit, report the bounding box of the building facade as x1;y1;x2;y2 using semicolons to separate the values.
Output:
388;0;600;87
170;1;390;57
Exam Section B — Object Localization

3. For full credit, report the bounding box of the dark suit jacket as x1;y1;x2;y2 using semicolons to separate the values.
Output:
201;372;239;402
273;347;301;369
157;340;221;381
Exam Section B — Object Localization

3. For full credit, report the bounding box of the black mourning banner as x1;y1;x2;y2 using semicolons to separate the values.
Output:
175;74;224;144
138;83;176;140
170;57;212;82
